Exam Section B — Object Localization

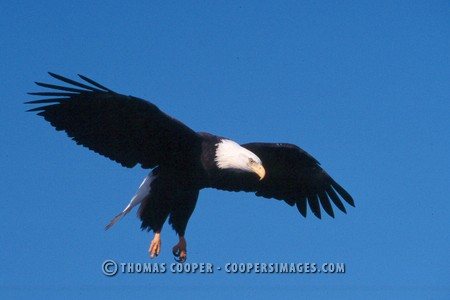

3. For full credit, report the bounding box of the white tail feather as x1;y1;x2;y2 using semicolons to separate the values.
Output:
104;172;156;230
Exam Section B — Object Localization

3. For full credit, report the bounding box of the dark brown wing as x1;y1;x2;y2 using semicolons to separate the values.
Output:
26;73;200;168
219;143;354;219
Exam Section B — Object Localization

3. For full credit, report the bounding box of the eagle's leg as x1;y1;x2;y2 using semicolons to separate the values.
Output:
149;232;161;259
172;236;187;263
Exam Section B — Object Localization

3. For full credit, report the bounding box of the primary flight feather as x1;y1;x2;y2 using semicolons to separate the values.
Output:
27;73;355;262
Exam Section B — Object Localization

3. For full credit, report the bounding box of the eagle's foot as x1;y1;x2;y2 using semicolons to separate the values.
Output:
172;236;187;263
148;232;161;259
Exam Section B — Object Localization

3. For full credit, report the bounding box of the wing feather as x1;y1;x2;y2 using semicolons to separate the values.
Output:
296;196;308;217
318;190;335;218
307;194;321;219
27;73;200;168
326;186;347;214
239;143;355;219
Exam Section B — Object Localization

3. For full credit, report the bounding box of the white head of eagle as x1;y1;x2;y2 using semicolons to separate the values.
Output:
214;139;266;180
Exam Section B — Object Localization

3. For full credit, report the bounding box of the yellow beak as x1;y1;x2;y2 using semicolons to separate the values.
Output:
251;164;266;181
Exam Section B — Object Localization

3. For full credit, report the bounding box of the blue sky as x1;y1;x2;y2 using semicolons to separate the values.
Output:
1;1;449;299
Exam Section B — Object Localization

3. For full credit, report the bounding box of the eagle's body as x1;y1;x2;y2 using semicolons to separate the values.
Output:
27;73;355;262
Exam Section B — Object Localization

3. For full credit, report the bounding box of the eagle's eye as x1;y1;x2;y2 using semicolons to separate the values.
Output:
249;158;256;165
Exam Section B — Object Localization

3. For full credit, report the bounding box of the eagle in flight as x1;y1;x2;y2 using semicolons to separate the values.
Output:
27;73;355;262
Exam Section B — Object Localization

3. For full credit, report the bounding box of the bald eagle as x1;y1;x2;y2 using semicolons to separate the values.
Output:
27;73;355;262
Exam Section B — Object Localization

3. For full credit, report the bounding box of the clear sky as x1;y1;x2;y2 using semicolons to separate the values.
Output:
1;1;449;299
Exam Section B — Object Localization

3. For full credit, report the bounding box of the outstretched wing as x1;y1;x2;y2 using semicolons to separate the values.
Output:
243;143;355;219
26;73;199;168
